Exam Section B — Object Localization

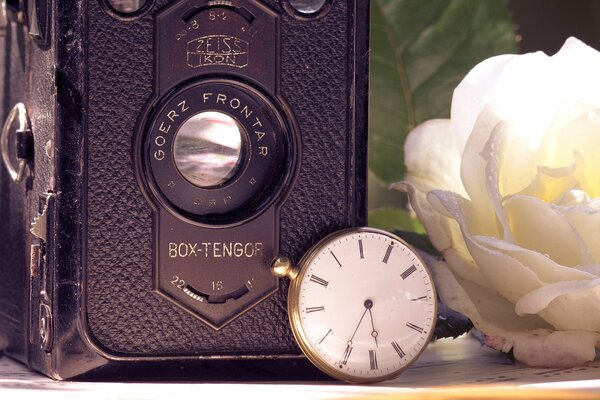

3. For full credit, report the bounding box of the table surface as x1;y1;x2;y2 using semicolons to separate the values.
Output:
1;335;599;399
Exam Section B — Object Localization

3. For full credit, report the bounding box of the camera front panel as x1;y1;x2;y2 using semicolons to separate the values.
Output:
84;0;366;357
137;0;299;329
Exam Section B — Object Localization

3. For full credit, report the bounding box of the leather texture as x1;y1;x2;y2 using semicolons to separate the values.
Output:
85;0;366;356
0;13;56;364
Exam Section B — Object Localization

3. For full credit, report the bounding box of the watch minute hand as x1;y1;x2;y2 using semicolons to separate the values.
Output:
340;307;368;366
348;307;368;343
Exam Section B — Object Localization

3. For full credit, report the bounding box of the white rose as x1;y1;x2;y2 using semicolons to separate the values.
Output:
397;37;600;367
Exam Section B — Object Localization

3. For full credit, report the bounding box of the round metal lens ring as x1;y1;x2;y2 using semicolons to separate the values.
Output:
1;103;29;183
142;79;293;226
99;0;154;21
282;0;334;20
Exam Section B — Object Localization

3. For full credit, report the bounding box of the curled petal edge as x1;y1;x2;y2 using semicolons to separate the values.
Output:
515;278;600;316
398;182;474;266
431;260;600;367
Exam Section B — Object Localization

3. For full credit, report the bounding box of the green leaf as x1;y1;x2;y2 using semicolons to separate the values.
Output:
369;0;517;184
369;207;426;234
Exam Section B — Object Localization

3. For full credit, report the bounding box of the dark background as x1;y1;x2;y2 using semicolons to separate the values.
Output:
509;0;600;54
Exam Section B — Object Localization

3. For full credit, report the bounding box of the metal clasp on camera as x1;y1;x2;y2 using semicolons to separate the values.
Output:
1;102;32;183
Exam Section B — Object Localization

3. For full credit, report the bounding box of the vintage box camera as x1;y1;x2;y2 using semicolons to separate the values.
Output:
0;0;369;379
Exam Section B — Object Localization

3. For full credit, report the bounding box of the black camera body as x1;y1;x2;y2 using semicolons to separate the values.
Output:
0;0;369;380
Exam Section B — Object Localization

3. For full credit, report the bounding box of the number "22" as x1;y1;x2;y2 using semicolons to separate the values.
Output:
170;275;185;289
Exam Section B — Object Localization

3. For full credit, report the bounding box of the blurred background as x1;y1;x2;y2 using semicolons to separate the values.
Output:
508;0;600;54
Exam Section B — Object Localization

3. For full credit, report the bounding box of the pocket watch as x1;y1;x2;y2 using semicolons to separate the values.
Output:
273;227;437;383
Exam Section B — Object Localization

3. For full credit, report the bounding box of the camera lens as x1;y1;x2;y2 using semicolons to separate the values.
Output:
288;0;327;14
144;80;291;222
173;111;245;188
106;0;148;13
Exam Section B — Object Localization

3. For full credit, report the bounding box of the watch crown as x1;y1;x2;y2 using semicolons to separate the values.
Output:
271;256;298;280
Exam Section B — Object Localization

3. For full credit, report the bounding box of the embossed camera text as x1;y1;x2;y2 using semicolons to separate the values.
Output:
169;242;263;258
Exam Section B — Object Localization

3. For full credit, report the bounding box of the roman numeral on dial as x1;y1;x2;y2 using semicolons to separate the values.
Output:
369;350;378;370
331;251;342;267
359;239;364;259
391;341;405;358
382;244;393;264
309;274;329;287
406;322;424;333
342;344;353;365
401;265;417;280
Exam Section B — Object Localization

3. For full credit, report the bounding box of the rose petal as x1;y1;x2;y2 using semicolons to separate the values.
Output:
420;189;480;263
503;195;595;267
576;265;600;277
536;282;600;331
458;51;555;229
402;119;465;196
402;183;463;256
495;103;598;200
459;107;505;238
549;38;600;110
400;119;469;255
455;39;600;210
458;51;600;230
432;260;600;367
474;236;596;283
443;248;488;288
518;158;580;204
432;192;599;332
515;279;600;323
428;190;543;303
439;193;600;332
431;260;550;336
552;203;600;264
540;110;600;198
485;105;595;208
451;54;515;151
480;123;514;241
490;103;598;203
512;330;599;367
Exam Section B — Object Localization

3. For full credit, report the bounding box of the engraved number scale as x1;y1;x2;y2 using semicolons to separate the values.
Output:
274;228;437;383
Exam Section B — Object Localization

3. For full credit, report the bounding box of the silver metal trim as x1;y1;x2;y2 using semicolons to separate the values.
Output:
1;102;30;183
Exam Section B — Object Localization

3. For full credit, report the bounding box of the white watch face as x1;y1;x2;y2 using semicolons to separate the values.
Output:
288;228;436;383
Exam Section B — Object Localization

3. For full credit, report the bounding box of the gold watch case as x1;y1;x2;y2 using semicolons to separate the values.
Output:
283;227;438;384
